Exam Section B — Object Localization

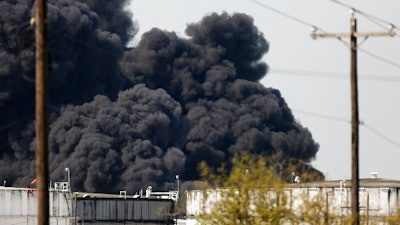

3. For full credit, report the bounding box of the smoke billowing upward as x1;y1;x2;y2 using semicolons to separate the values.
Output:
0;0;137;188
0;1;322;193
120;12;320;181
80;0;137;46
47;84;189;193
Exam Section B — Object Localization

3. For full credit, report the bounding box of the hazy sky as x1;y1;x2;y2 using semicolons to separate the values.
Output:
128;0;400;180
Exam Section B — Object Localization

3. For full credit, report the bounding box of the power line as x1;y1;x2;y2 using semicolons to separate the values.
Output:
326;0;400;69
293;109;400;151
327;0;400;38
270;68;400;82
248;0;400;71
293;109;350;123
315;30;400;70
313;15;389;223
248;0;326;32
361;122;400;150
311;21;399;71
357;48;400;69
344;41;400;71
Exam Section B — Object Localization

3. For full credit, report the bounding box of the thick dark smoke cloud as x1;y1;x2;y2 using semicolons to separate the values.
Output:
0;0;137;188
121;13;269;102
186;13;269;82
47;84;189;193
120;12;320;181
0;2;322;194
80;0;137;46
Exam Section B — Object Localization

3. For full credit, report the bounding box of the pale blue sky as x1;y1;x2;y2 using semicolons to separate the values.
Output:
128;0;400;180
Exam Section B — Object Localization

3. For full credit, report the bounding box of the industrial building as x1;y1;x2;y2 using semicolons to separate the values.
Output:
186;176;400;224
1;175;400;224
0;181;177;225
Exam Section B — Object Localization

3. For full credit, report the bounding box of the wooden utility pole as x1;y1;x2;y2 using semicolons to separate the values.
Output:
35;0;49;224
311;13;394;225
350;15;360;225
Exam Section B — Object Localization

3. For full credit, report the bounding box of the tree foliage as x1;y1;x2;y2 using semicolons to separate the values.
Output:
196;152;294;225
195;152;400;225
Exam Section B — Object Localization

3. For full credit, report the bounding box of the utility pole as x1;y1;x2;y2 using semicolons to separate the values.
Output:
350;15;360;225
311;12;394;225
35;0;49;224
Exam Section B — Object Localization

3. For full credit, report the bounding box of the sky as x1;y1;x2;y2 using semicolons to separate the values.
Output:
128;0;400;181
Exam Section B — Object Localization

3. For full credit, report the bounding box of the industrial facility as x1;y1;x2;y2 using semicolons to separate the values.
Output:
0;181;177;225
1;174;400;224
186;175;400;224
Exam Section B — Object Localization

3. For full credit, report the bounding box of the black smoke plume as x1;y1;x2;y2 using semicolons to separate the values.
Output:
0;0;136;189
0;0;322;193
120;13;321;181
48;84;189;193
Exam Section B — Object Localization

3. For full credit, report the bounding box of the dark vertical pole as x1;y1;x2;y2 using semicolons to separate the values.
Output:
325;192;329;224
366;194;369;225
350;15;360;225
35;0;49;224
311;12;393;225
74;193;77;225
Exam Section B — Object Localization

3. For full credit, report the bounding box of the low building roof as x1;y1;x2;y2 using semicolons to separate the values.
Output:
291;178;400;188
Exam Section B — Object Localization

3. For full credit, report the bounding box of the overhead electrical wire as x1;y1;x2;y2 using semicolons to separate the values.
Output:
328;0;400;38
293;109;400;150
246;0;400;151
336;38;400;70
358;47;400;69
293;109;350;123
270;68;400;82
248;0;326;33
314;3;400;70
326;0;400;69
248;0;400;71
361;123;400;150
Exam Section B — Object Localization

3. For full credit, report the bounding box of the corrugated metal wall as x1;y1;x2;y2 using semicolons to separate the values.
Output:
0;188;36;216
76;198;174;222
0;217;72;225
187;186;400;217
0;187;71;217
0;187;175;224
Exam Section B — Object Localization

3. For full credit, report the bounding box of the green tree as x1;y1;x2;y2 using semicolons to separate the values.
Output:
293;189;344;225
194;152;400;225
194;152;349;225
196;152;294;225
385;207;400;225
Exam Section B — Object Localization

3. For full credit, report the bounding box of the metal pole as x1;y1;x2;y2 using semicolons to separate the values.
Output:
35;0;49;224
74;193;77;225
176;175;180;201
65;168;71;191
366;194;369;225
350;15;360;225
